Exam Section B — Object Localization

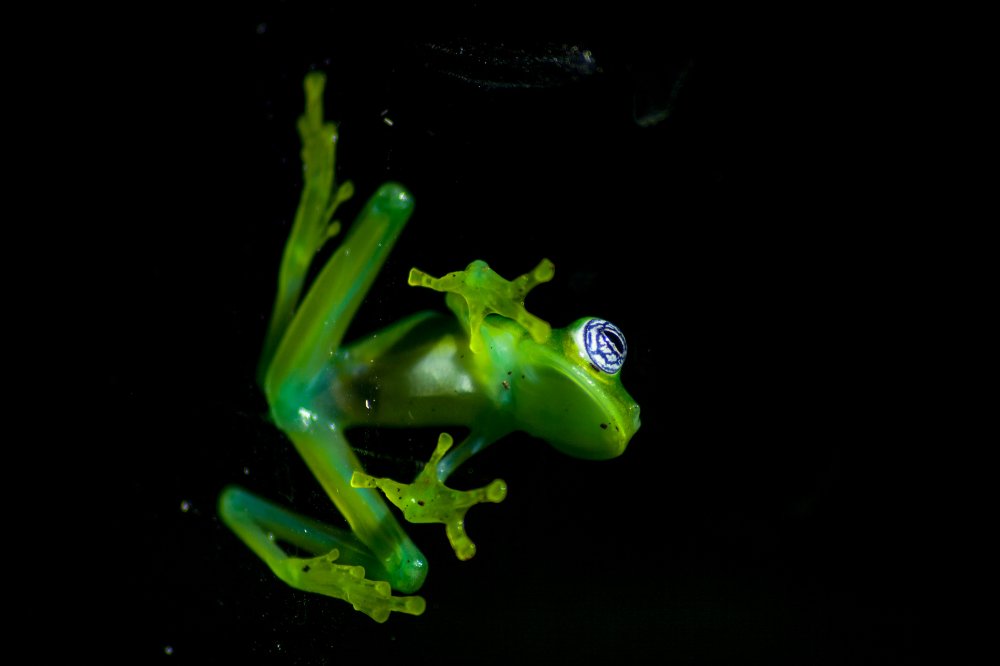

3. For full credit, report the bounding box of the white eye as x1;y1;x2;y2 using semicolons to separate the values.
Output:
580;319;627;374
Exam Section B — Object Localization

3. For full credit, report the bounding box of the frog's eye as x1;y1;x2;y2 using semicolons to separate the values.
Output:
580;318;627;374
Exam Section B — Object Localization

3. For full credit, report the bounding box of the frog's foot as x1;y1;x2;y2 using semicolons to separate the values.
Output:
295;71;354;259
351;433;507;560
408;258;554;352
283;549;426;623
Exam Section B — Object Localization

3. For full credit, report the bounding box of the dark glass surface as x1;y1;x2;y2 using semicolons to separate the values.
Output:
113;10;930;663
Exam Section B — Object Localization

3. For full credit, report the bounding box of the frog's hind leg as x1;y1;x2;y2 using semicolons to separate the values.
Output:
259;72;353;384
219;485;426;623
260;72;416;399
263;182;414;400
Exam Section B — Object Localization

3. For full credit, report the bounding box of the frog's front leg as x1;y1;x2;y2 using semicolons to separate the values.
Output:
351;430;508;560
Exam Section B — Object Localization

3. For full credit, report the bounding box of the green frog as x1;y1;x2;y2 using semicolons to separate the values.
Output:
219;72;641;622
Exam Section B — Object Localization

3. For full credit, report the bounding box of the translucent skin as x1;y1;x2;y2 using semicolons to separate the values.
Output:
219;72;641;622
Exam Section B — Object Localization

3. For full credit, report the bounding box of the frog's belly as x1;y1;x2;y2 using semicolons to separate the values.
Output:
326;347;490;428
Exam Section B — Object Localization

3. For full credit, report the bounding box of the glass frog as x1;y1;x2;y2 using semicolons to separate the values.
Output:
219;72;641;623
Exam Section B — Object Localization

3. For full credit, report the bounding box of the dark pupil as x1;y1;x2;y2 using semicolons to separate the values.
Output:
603;330;623;356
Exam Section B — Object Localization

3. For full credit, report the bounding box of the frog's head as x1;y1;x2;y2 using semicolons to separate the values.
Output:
512;317;641;459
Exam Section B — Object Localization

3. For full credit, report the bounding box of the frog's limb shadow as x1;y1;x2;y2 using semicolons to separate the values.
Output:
352;432;507;560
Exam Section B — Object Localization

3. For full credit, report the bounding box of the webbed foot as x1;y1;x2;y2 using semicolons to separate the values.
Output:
351;433;507;560
282;549;426;623
408;259;554;352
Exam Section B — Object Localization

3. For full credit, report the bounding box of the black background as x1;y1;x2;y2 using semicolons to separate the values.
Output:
109;9;936;664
